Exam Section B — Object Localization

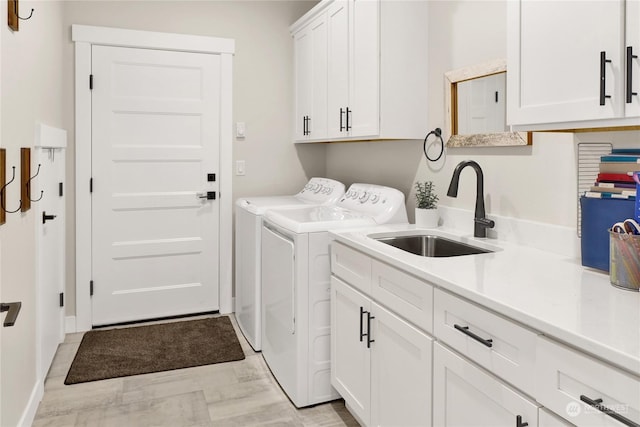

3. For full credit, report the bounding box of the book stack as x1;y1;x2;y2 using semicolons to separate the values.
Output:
584;148;640;200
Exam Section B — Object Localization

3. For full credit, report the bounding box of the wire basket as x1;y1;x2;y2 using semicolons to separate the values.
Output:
609;231;640;291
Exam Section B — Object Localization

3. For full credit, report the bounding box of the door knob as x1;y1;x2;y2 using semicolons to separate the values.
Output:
1;302;22;327
42;211;57;224
197;191;216;200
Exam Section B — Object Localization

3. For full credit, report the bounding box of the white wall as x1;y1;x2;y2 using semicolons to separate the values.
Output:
0;1;66;425
61;0;325;316
326;0;640;231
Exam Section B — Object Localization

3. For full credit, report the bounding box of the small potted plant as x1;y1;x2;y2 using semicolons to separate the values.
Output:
414;181;439;228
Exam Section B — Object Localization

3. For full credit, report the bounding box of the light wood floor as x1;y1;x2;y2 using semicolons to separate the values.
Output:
33;314;360;427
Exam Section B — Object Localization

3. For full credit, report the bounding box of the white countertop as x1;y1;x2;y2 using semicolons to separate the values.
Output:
330;224;640;376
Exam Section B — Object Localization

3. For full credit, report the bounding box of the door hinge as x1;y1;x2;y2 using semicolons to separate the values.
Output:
59;292;64;307
90;280;94;296
89;74;93;90
89;178;93;193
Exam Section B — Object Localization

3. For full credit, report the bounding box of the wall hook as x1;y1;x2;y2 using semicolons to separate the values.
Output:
14;0;34;20
26;163;43;202
0;166;23;214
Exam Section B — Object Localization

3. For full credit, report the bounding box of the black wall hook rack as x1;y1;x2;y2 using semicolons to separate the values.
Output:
0;166;23;214
26;163;43;202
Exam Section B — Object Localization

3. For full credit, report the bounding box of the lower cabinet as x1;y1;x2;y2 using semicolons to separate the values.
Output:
433;342;540;427
331;276;432;427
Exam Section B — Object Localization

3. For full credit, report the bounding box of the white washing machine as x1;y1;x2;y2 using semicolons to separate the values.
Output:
235;178;345;351
261;184;408;408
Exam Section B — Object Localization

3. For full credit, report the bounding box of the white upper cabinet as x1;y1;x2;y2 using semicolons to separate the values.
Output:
291;0;429;143
507;0;639;130
293;11;328;141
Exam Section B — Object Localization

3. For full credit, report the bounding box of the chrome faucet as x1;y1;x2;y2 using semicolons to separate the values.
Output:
447;160;495;238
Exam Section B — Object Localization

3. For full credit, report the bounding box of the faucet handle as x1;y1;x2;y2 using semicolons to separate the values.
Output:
475;217;495;229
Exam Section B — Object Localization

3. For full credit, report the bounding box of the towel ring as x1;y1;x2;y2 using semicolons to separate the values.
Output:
423;128;444;162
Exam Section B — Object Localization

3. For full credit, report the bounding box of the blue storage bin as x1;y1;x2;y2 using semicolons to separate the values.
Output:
580;196;635;271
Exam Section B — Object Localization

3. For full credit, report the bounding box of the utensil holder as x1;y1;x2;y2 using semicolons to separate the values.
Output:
609;231;640;291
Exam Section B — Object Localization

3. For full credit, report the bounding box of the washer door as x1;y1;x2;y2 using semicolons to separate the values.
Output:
261;222;299;401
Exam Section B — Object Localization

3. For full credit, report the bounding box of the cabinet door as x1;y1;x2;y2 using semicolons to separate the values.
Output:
330;277;371;426
433;343;539;427
507;0;624;125
294;26;311;141
626;0;640;117
349;0;379;138
327;0;350;138
309;13;328;140
370;302;432;427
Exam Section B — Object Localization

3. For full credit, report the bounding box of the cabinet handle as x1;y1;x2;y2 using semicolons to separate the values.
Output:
303;116;307;135
580;395;640;427
359;306;367;342
600;51;612;105
346;107;351;131
306;116;311;135
339;108;345;131
454;324;493;348
516;415;528;427
627;46;638;104
366;312;375;348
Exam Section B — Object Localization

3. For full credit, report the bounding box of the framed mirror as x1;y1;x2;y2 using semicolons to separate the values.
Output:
445;59;531;147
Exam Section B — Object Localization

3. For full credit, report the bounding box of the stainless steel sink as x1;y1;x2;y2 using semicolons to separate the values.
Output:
373;234;493;257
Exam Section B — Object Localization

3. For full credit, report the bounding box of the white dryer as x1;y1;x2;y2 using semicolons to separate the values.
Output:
261;184;408;408
234;178;345;351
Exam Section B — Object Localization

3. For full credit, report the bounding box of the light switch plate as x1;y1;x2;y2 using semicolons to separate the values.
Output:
236;160;246;176
236;122;246;138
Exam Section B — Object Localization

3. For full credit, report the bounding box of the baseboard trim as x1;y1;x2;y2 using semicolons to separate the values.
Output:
65;315;77;334
17;380;43;427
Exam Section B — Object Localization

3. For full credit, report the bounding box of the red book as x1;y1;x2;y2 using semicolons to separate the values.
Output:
596;173;635;183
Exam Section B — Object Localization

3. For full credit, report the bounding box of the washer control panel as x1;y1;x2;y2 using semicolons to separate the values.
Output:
297;177;345;204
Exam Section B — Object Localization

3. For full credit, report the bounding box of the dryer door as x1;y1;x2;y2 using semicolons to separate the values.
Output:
261;222;299;401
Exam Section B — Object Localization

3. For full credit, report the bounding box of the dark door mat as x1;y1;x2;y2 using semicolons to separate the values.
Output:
65;316;245;385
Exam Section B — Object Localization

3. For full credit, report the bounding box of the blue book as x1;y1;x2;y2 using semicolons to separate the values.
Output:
584;191;636;200
600;155;640;162
611;148;640;155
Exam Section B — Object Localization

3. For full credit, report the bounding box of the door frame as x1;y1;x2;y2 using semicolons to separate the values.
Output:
72;25;235;332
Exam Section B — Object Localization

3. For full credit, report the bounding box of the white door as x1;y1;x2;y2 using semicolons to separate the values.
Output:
370;302;432;427
91;45;220;325
433;342;539;427
35;144;65;379
330;277;371;425
458;73;507;135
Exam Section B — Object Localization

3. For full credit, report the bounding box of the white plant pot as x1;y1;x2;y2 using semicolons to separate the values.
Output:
415;207;439;228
